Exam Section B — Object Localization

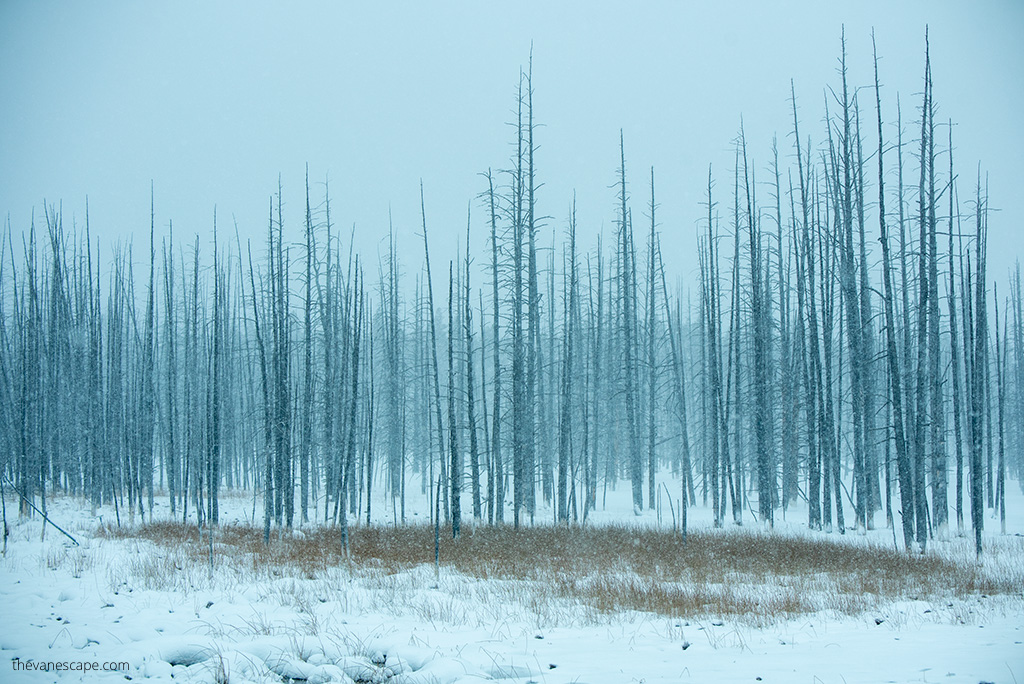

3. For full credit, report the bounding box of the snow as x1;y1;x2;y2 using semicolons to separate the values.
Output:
2;481;1023;684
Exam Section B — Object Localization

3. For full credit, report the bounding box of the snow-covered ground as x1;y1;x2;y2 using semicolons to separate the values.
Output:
2;479;1023;684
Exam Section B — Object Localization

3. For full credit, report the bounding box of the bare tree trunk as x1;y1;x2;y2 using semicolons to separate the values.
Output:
646;169;659;513
741;129;773;527
486;170;504;524
525;63;540;523
141;189;156;520
163;223;179;517
995;286;1007;535
873;34;915;550
340;264;363;556
464;209;482;522
300;170;314;524
702;166;724;527
420;183;448;523
946;125;967;536
248;237;273;544
969;173;988;557
619;132;643;513
557;199;579;522
207;212;221;527
911;38;933;550
791;82;822;531
447;262;461;538
925;59;947;538
586;244;604;520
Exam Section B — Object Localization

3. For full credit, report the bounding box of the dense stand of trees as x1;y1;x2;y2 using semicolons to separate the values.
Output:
1;33;1020;555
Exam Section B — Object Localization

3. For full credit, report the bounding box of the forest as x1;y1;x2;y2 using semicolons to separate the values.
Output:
2;31;1020;562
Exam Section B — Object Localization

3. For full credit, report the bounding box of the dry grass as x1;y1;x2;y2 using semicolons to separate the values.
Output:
95;521;1022;625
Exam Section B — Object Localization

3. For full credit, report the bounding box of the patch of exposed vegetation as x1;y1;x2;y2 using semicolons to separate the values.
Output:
97;522;1023;624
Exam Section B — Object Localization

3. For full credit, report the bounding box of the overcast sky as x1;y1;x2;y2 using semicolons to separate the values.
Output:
2;1;1022;290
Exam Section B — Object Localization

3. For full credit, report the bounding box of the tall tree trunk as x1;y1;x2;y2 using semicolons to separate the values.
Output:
464;209;482;522
646;169;659;513
447;262;461;538
619;132;643;513
420;183;448;523
873;34;915;550
486;170;504;524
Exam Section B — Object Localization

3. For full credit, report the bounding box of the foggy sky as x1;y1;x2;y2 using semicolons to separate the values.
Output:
2;1;1022;288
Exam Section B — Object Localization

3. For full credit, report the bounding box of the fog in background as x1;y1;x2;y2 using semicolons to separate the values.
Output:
2;1;1022;286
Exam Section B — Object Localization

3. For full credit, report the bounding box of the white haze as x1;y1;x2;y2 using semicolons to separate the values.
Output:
1;1;1022;285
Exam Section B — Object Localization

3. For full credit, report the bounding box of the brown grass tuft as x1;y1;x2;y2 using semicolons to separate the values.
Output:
97;522;1020;623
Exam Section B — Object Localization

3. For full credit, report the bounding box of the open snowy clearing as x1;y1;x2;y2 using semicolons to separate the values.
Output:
3;480;1023;684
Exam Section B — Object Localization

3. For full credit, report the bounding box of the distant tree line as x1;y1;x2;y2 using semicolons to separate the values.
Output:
0;32;1018;555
